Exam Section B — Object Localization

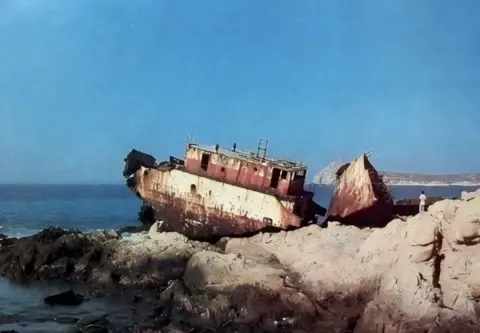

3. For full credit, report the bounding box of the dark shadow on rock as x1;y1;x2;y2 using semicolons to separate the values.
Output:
0;228;100;283
0;228;119;290
157;277;379;333
66;314;109;333
326;203;394;228
394;196;446;216
44;289;84;306
0;314;18;325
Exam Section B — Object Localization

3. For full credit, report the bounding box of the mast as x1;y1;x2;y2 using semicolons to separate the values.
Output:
256;138;268;161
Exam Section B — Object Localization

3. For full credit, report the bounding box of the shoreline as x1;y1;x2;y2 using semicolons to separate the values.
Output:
2;189;480;332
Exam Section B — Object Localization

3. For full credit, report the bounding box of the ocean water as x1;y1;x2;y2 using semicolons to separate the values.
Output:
308;183;480;206
0;184;142;237
0;183;478;331
0;184;142;332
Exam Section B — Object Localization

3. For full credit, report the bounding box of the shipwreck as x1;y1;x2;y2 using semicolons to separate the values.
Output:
326;153;394;227
325;153;446;227
123;139;326;240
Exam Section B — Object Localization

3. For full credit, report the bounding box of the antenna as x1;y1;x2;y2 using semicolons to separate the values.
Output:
256;138;268;161
185;134;194;154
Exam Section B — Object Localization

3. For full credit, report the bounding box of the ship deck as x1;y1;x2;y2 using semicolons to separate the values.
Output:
192;144;307;172
161;163;308;202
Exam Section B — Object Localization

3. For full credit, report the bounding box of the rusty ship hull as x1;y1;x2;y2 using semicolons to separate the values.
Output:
326;153;394;228
124;143;326;240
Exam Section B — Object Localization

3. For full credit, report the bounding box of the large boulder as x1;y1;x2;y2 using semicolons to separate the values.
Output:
177;249;339;331
460;188;480;201
236;223;374;295
0;228;110;282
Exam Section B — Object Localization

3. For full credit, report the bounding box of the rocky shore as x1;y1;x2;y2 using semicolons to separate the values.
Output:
1;189;480;332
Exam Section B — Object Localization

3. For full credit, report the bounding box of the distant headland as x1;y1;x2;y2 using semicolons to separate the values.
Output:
313;161;480;186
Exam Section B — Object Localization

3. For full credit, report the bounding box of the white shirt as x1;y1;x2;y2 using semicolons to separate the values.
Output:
419;194;427;206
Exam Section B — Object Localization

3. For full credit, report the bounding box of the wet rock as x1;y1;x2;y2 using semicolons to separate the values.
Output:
67;314;109;333
0;228;95;282
44;289;84;306
0;226;211;291
0;234;14;247
54;316;80;324
0;314;18;324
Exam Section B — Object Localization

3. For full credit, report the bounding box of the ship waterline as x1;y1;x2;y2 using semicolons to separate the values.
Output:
123;140;326;239
130;166;312;239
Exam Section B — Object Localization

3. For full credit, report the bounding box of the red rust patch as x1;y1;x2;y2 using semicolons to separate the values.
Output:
327;154;394;227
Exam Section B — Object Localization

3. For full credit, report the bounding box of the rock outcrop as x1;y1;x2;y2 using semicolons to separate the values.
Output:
2;191;480;332
0;223;218;292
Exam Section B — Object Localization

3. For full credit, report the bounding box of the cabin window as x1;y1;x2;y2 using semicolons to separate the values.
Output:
270;168;281;188
263;217;273;225
190;184;197;194
253;167;258;172
200;153;210;171
281;170;288;179
294;169;306;180
220;167;226;172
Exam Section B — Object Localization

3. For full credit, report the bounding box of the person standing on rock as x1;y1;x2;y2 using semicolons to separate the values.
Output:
419;191;427;214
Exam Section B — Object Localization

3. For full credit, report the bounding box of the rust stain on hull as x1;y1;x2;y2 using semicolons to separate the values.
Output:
144;198;285;240
124;145;326;240
144;187;304;239
326;154;394;228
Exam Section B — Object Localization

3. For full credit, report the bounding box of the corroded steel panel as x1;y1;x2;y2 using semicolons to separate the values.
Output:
184;145;299;195
393;196;445;215
327;154;394;228
128;166;305;239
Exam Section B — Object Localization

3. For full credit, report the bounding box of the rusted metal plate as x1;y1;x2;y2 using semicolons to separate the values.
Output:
326;154;394;228
126;167;315;240
183;145;306;196
143;197;300;240
393;196;446;216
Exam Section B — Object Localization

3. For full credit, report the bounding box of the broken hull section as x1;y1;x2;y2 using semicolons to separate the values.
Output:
393;196;446;216
326;154;394;228
143;199;287;239
128;166;320;239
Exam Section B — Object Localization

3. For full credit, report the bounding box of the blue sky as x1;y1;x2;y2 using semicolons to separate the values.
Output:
0;0;479;183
